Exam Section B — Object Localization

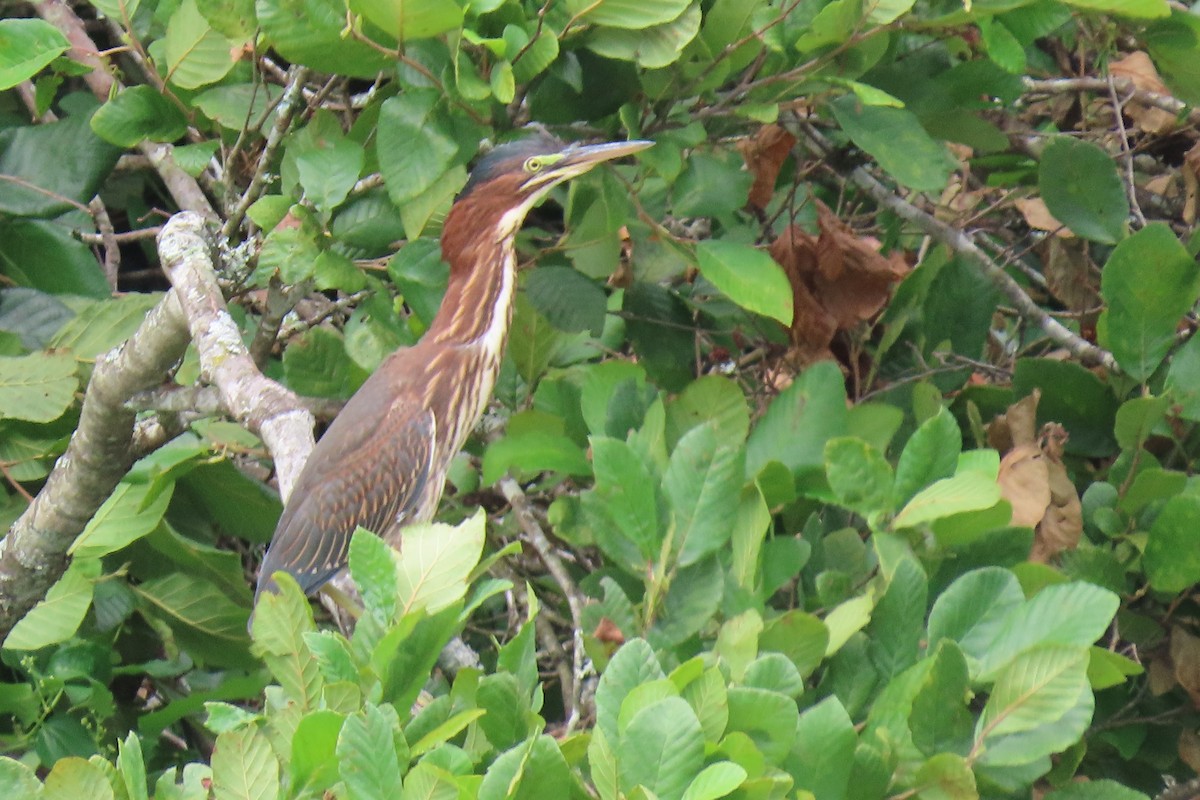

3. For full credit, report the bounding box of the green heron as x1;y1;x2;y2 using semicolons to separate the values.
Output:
255;135;652;603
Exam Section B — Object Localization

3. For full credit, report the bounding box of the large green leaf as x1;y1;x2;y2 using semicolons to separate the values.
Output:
0;113;123;218
618;697;705;800
788;696;855;798
830;95;957;191
1097;223;1200;382
479;735;573;800
290;111;365;216
133;573;252;665
0;352;79;423
164;0;237;89
348;0;464;40
565;0;693;28
892;408;961;507
824;437;894;516
211;725;280;800
0;19;70;90
69;480;174;559
663;423;745;566
586;436;665;570
42;757;113;800
395;509;485;615
256;0;392;76
4;558;100;650
337;704;405;800
1144;494;1200;592
975;645;1090;766
90;86;188;147
377;91;461;207
1038;137;1129;244
745;360;848;483
595;639;666;743
891;469;1002;529
694;240;793;325
525;266;607;336
588;4;701;68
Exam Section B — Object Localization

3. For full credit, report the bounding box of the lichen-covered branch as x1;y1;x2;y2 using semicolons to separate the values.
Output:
157;212;315;499
0;295;190;635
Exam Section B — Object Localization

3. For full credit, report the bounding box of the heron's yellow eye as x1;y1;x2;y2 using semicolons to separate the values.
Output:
523;156;543;173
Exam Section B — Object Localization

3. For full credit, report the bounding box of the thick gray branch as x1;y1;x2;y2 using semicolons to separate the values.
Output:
157;212;315;499
0;295;191;635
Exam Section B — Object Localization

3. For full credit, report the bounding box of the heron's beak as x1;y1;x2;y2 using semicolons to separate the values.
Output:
558;139;654;172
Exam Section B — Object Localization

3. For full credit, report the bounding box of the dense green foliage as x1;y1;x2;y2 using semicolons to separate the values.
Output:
2;0;1200;798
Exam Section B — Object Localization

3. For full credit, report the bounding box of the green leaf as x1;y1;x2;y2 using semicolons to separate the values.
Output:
43;757;112;800
589;4;702;69
283;326;367;399
291;111;366;215
565;0;692;28
348;0;464;39
194;84;283;130
909;640;974;756
0;288;77;347
164;0;237;89
1063;0;1166;13
291;710;345;794
622;282;695;391
0;113;123;218
256;0;391;76
824;437;894;516
69;479;173;559
976;581;1119;681
665;375;749;450
396;509;486;615
387;238;449;327
251;573;323;709
681;667;729;743
595;639;667;743
508;289;565;386
975;645;1089;756
1012;359;1119;457
927;567;1024;667
4;557;100;650
211;725;280;800
0;19;70;90
587;436;664;570
1098;223;1200;381
694;240;793;325
1042;779;1151;799
90;86;188;147
745;360;848;484
663;423;745;566
1038;136;1128;244
481;430;591;485
525;266;607;336
0;756;41;799
1143;494;1200;592
479;735;572;800
867;557;927;679
133;574;252;665
760;610;829;679
789;696;855;797
196;0;259;38
681;761;747;800
51;293;162;357
893;408;961;507
892;469;1002;529
377;91;460;207
0;352;78;423
830;95;958;192
116;732;149;800
824;593;875;656
912;752;976;800
618;697;705;800
337;704;405;800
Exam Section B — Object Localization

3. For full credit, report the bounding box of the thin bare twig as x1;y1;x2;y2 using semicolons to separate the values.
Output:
795;120;1119;372
498;476;589;732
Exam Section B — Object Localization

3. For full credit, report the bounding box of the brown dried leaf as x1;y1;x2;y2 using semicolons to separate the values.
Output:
987;389;1041;452
739;125;797;211
1172;626;1200;707
1040;237;1100;315
593;617;625;645
1015;197;1073;237
768;201;908;360
1030;424;1082;562
998;443;1051;528
1179;728;1200;774
1184;142;1200;225
1148;654;1177;696
1110;51;1178;135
